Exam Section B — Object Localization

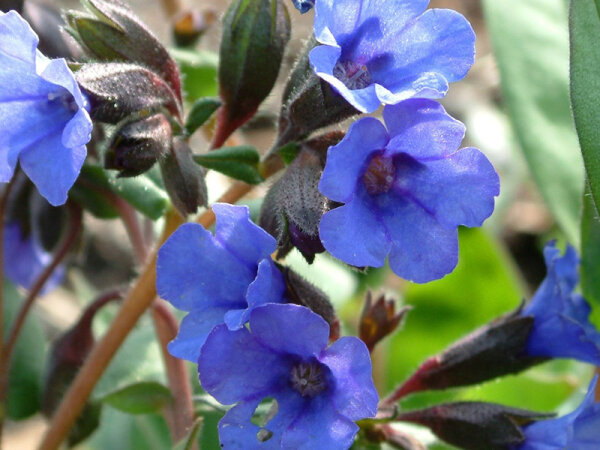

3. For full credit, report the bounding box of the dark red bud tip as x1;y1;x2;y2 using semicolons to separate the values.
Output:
359;291;410;352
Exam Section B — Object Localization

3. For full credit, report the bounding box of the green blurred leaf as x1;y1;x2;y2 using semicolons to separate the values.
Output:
482;0;584;244
581;185;600;326
171;48;218;102
3;278;46;420
194;145;264;184
102;381;172;415
570;0;600;215
70;180;119;219
79;165;170;220
185;97;222;136
277;141;300;165
386;228;524;406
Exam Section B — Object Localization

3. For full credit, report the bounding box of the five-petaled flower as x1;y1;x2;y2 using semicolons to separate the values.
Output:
199;303;378;449
0;10;92;206
318;99;499;283
521;242;600;365
514;375;600;450
156;203;286;363
309;0;476;113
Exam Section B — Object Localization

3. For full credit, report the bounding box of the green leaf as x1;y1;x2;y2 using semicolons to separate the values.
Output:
277;141;300;165
581;184;600;326
170;48;218;102
102;381;172;415
185;97;222;136
570;0;600;215
78;165;170;220
482;0;584;244
194;145;264;184
69;181;120;219
3;278;46;420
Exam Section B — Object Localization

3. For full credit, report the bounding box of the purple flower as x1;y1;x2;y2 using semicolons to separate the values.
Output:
156;203;286;363
199;303;378;449
292;0;315;14
3;221;64;294
521;243;600;365
514;375;600;450
0;10;92;206
318;99;499;283
309;0;475;113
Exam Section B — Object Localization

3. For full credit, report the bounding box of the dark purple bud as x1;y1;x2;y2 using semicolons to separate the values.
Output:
159;138;208;216
280;265;339;340
105;113;172;177
359;292;410;352
260;146;330;263
0;0;23;13
213;0;291;148
387;307;546;401
398;402;552;450
278;38;359;146
172;8;216;47
76;62;182;124
66;0;182;101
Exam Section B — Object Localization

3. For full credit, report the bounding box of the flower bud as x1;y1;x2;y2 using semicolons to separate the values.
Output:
105;113;172;177
172;9;216;47
159;138;208;216
214;0;291;147
359;292;410;352
398;402;552;450
66;0;182;100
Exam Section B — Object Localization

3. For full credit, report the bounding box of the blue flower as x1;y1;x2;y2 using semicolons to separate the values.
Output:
0;10;92;206
292;0;315;14
521;243;600;365
3;221;64;294
318;99;499;283
515;376;600;450
156;203;286;363
309;0;475;113
199;303;378;449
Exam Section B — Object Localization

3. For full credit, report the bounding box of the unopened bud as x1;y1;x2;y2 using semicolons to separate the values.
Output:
105;113;172;177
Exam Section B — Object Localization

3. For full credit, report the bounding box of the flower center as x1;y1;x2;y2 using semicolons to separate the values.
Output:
363;154;396;195
47;90;78;113
290;359;328;397
333;60;372;90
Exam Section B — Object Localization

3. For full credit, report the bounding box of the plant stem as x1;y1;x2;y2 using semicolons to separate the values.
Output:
0;177;15;442
152;300;195;444
109;194;148;263
38;178;258;450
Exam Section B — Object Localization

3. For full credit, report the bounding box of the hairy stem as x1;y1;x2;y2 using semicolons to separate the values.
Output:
152;300;195;444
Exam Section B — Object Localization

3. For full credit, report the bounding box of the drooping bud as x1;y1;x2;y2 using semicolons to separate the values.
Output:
172;8;217;47
279;265;339;340
76;62;182;124
66;0;182;101
213;0;291;148
385;307;547;403
398;402;552;450
159;138;208;216
359;292;410;352
105;113;172;177
277;38;359;146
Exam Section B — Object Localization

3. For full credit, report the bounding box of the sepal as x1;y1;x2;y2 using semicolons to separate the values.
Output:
359;292;410;352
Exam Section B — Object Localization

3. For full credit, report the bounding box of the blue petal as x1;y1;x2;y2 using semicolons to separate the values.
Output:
19;132;87;206
198;324;289;405
224;259;286;330
383;99;466;159
218;399;269;450
319;187;390;268
157;222;255;311
291;0;315;14
319;117;389;203
319;337;378;421
391;148;499;229
0;11;39;65
38;58;88;111
3;221;64;294
167;305;231;363
213;203;277;268
379;193;459;282
281;394;359;449
250;304;329;358
369;9;475;100
523;243;600;364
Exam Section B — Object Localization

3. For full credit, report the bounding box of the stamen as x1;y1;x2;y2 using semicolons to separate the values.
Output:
333;60;372;90
363;154;396;195
290;359;328;397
